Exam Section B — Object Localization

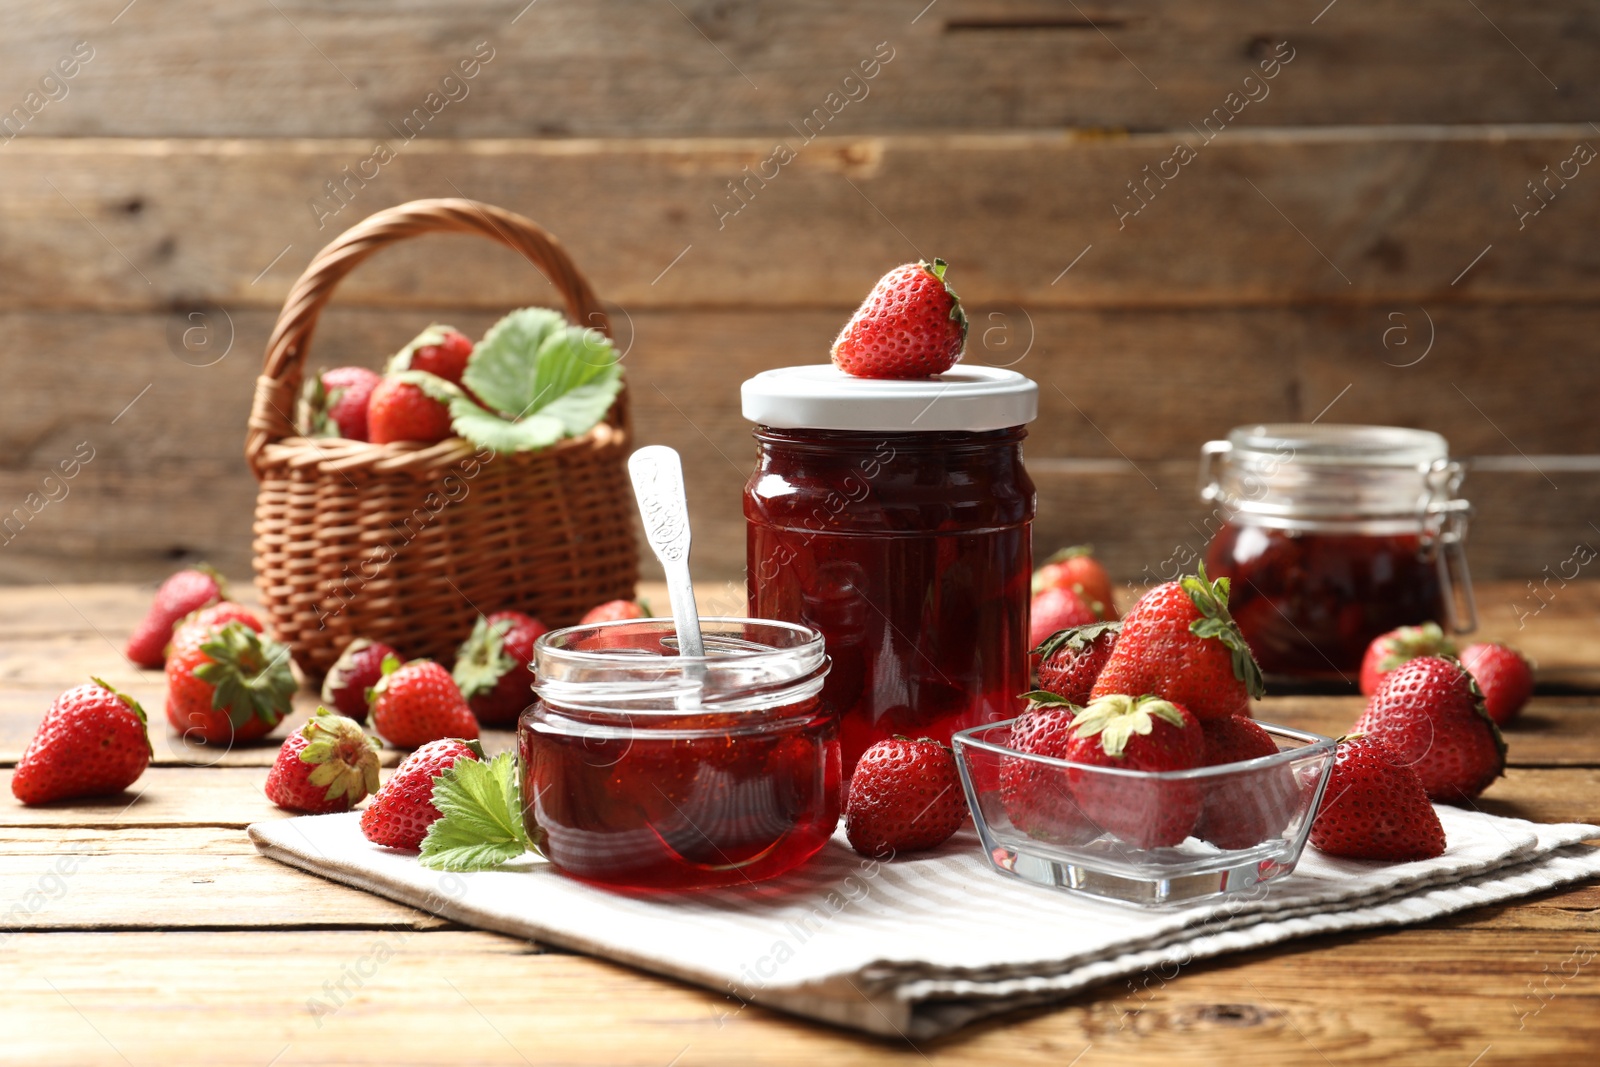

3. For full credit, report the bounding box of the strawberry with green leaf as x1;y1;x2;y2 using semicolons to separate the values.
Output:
264;710;381;814
1059;693;1206;849
419;751;534;871
1034;620;1119;705
831;259;967;379
165;621;297;745
448;308;623;453
301;366;381;441
369;657;478;749
452;611;547;728
1089;565;1264;721
366;370;458;446
1359;622;1457;696
389;324;475;388
12;679;152;805
361;738;484;851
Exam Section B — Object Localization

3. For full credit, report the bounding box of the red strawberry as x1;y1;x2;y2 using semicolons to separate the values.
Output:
452;612;548;729
1193;715;1297;850
370;659;479;749
1359;622;1457;696
361;738;483;850
830;259;967;379
1089;566;1264;721
366;374;454;446
165;622;297;745
1061;693;1205;849
845;737;967;857
392;325;474;388
320;638;398;724
1199;715;1279;767
264;711;381;814
1354;655;1506;803
307;366;382;441
579;599;651;624
1310;735;1446;861
1000;698;1100;845
1458;643;1535;726
1035;621;1119;705
1028;585;1101;651
11;680;152;805
173;602;263;647
126;566;225;668
1032;545;1117;618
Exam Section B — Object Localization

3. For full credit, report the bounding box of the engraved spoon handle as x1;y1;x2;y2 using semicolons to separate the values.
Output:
627;445;705;658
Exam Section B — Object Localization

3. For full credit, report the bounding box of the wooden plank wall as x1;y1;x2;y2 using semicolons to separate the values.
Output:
0;1;1596;595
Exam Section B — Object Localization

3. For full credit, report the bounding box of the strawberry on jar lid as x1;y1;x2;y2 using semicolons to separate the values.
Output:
741;364;1037;432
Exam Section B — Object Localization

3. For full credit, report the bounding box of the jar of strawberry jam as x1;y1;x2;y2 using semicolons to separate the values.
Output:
1199;424;1476;680
519;617;837;891
741;365;1038;773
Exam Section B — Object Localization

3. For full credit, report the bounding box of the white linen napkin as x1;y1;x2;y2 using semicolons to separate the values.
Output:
250;807;1600;1039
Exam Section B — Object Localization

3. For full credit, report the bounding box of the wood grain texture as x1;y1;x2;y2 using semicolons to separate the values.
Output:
0;130;1597;313
0;2;1595;137
0;926;1597;1066
3;301;1597;585
0;827;446;930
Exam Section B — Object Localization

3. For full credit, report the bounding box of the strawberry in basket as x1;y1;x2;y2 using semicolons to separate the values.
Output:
367;372;456;445
390;325;475;388
301;366;382;441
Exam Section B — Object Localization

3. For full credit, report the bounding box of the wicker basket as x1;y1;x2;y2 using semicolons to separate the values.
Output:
245;198;638;679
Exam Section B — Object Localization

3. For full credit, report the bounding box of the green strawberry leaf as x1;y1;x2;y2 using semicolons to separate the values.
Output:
922;257;968;338
1032;620;1121;659
1376;622;1457;672
452;616;516;699
1020;689;1080;708
419;752;533;872
451;307;622;453
194;622;297;729
1180;564;1266;700
392;369;468;406
298;374;339;438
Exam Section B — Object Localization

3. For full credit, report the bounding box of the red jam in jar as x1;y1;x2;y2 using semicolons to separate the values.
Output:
1199;424;1475;680
518;618;838;891
741;365;1038;772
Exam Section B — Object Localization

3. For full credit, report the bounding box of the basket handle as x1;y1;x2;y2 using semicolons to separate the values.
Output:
245;197;614;477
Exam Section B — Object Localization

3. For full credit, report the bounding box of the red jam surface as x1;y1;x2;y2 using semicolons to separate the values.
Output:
519;698;840;891
745;427;1034;771
1207;523;1446;678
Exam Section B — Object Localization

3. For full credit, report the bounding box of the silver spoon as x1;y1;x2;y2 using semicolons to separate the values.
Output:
627;445;705;658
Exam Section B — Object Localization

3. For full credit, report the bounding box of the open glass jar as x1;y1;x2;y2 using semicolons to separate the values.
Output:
742;365;1038;773
1199;424;1475;680
518;618;837;891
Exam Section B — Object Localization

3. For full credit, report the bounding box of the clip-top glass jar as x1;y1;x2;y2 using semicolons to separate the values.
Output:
742;364;1038;772
519;617;837;891
1199;424;1475;680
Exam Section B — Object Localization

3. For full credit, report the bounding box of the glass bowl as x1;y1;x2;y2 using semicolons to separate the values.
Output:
952;719;1337;907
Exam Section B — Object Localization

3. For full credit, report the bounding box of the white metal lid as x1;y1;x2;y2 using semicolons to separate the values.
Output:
740;364;1038;432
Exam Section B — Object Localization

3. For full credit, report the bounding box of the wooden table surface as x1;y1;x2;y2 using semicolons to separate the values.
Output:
3;580;1598;1066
